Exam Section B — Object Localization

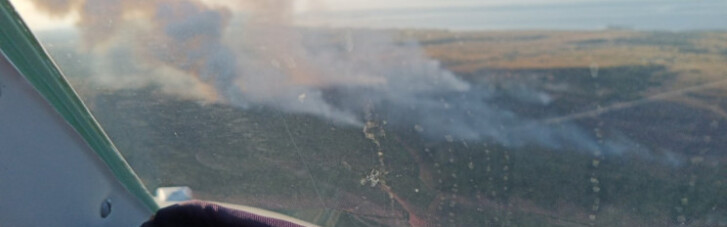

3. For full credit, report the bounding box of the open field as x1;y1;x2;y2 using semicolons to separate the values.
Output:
41;29;727;226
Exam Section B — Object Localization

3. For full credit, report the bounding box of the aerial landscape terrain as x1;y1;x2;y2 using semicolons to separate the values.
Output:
38;28;727;226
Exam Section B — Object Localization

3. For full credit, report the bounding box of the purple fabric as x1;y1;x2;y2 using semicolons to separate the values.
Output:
141;200;305;227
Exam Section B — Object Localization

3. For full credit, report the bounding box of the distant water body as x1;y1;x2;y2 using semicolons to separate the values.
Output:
296;1;727;31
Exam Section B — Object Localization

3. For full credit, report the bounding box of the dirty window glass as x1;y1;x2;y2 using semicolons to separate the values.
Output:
12;0;727;226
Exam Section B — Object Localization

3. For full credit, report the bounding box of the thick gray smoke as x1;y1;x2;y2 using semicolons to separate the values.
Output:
28;0;634;154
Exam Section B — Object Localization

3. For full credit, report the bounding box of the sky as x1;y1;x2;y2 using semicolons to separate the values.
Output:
298;0;727;30
11;0;727;31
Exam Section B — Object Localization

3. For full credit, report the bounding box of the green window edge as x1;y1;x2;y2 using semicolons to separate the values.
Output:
0;0;159;212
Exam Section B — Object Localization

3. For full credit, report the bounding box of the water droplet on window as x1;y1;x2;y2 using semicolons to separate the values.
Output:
590;177;599;184
677;215;686;223
710;120;719;128
590;63;599;78
270;59;281;68
592;159;600;167
444;135;454;142
690;156;704;164
414;124;424;132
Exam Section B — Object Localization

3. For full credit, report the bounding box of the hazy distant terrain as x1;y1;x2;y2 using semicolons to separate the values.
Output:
42;29;727;226
295;0;727;31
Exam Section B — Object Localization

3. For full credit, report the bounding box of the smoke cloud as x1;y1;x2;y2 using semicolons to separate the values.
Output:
28;0;634;154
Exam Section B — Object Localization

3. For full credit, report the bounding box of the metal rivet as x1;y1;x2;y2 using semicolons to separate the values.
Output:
100;199;112;218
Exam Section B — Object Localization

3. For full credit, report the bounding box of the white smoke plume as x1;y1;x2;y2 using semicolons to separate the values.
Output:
28;0;633;154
